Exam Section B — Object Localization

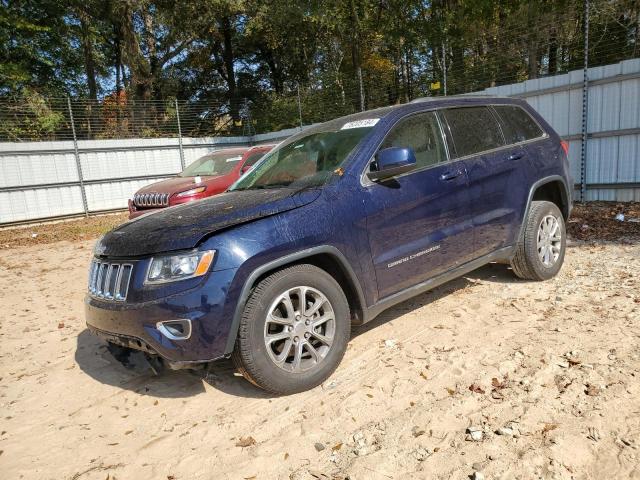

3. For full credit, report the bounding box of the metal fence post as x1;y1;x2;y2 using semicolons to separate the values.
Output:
175;99;185;170
67;96;89;216
580;0;590;202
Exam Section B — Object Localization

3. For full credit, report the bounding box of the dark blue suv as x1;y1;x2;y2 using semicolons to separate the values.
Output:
86;96;572;394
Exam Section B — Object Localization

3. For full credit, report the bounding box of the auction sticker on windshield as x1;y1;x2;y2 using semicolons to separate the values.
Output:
341;118;379;130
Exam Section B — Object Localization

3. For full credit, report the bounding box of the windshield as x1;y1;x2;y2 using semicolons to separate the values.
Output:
179;151;244;177
229;125;374;191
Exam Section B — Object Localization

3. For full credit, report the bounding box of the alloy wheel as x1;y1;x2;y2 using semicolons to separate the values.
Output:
537;214;562;267
263;286;336;373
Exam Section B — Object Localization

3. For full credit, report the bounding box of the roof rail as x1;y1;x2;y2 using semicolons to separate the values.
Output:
409;93;496;103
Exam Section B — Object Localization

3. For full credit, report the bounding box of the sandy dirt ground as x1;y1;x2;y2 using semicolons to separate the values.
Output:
1;214;639;479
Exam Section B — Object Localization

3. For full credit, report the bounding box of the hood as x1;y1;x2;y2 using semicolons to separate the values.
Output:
98;188;321;257
137;175;224;195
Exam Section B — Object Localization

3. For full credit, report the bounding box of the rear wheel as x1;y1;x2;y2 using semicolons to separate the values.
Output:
231;264;350;394
511;200;566;280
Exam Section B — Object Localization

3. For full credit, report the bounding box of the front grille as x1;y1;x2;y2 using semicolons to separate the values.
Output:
134;192;170;208
88;259;133;301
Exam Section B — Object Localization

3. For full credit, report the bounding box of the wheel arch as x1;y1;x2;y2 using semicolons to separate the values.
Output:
223;246;366;355
516;176;571;244
531;177;571;220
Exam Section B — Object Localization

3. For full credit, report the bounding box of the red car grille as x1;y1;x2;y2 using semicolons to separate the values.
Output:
134;192;170;208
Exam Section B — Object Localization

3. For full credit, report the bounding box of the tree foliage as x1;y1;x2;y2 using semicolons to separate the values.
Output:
1;0;638;137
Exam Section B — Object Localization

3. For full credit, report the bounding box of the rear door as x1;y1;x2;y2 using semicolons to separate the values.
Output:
440;106;527;258
363;111;474;301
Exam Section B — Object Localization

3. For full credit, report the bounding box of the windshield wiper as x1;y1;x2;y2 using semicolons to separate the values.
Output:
233;182;291;191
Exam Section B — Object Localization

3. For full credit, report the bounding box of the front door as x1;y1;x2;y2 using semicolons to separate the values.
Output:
363;111;474;301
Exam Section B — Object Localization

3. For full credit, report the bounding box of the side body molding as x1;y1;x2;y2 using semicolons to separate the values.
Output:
223;245;367;355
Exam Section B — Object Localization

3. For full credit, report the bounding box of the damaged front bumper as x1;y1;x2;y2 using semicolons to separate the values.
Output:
84;267;238;366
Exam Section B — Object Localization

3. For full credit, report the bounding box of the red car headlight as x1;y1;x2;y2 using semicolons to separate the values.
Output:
176;186;206;198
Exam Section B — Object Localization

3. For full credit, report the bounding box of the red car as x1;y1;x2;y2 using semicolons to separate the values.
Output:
128;145;274;219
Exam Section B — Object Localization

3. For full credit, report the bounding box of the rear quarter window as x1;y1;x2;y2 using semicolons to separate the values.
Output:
493;105;545;144
441;106;504;158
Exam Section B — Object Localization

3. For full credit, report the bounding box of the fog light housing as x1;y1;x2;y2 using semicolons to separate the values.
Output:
156;319;192;340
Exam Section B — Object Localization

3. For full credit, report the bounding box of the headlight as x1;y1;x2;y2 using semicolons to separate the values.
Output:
146;250;215;284
176;186;206;198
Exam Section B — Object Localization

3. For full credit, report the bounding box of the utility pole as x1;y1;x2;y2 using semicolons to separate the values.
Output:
67;97;88;216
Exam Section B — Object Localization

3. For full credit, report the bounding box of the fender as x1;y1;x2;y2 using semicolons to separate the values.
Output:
223;245;367;355
516;175;571;242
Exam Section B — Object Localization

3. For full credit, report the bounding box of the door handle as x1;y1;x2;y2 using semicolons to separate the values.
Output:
508;152;524;161
440;169;463;181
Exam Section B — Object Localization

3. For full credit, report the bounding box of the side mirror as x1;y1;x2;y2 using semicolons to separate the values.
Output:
367;147;417;181
240;165;251;175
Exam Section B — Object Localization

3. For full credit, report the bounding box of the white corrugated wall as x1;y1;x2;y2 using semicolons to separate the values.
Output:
482;58;640;202
0;129;296;223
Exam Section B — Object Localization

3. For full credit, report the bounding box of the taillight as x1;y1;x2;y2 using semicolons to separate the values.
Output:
560;140;569;156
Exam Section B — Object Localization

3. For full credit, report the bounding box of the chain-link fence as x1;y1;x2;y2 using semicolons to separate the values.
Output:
0;0;639;224
2;1;638;143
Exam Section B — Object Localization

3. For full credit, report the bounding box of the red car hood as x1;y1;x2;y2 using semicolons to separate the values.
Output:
137;175;228;195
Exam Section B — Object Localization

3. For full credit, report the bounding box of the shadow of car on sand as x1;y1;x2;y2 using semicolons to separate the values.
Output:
75;262;520;398
74;329;271;399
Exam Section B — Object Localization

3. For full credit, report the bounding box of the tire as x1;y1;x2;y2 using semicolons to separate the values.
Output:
231;264;350;395
510;200;566;281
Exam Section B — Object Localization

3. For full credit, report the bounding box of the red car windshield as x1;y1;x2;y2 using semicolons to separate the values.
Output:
179;152;244;177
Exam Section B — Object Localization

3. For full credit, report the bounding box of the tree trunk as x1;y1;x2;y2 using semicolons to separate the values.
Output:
548;28;558;74
119;2;152;102
451;43;464;94
404;47;411;102
78;10;97;100
349;0;365;111
220;16;238;125
111;17;123;94
142;5;159;101
528;37;539;79
262;48;283;94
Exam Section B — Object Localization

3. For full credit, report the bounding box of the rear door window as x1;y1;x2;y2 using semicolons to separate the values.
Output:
493;105;545;144
441;107;504;158
379;112;446;169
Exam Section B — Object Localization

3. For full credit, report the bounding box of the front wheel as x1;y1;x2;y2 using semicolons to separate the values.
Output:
510;200;566;281
231;264;350;395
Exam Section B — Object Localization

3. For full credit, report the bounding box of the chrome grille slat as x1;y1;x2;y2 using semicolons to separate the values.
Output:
116;265;132;301
96;263;107;295
88;259;133;302
88;261;99;293
103;264;114;297
105;264;119;299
